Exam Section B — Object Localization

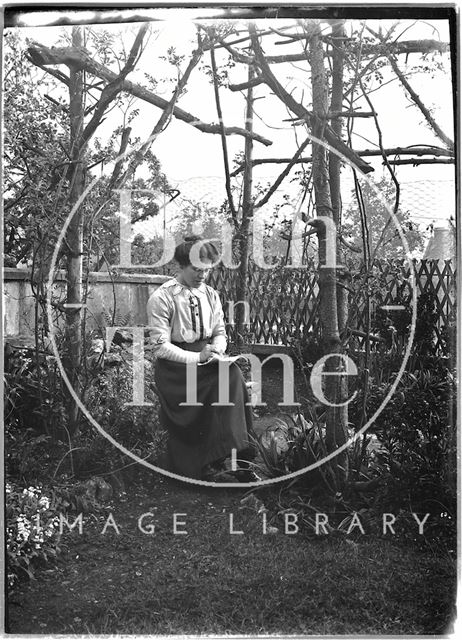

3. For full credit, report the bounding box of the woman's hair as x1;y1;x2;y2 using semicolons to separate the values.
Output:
174;235;219;267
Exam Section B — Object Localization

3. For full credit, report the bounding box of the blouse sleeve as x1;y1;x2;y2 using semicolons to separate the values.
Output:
147;289;201;364
210;289;227;354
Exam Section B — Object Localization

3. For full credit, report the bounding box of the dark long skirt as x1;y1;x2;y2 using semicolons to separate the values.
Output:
154;351;256;480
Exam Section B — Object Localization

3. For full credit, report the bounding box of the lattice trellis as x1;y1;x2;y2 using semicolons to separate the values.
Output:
208;259;456;356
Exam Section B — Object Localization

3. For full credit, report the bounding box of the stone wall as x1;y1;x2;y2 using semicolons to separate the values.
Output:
4;268;170;338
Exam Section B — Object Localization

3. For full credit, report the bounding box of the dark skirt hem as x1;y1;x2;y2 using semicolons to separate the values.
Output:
154;358;255;479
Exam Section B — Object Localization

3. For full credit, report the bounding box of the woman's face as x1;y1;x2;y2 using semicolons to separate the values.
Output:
179;260;213;288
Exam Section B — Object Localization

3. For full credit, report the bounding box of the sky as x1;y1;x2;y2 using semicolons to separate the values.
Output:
5;10;456;250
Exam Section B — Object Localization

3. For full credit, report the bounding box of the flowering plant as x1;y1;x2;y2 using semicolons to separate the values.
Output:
6;483;62;589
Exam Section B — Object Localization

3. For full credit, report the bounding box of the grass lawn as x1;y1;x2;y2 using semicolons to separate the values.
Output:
7;472;456;635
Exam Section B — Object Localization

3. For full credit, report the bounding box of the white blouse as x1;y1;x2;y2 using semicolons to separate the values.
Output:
147;278;227;363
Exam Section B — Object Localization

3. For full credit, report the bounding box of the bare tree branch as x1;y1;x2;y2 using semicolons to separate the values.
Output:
25;56;70;86
26;41;273;147
340;235;362;253
366;26;453;150
228;76;264;91
279;31;449;52
248;28;374;174
201;25;295;52
348;44;401;254
230;145;453;175
387;54;453;149
279;227;317;241
210;41;238;224
108;126;131;190
80;23;150;148
115;43;205;188
283;110;376;123
388;158;454;165
255;136;311;208
217;34;449;65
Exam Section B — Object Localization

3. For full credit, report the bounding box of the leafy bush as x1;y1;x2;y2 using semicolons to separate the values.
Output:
252;412;333;488
370;289;452;363
6;483;62;589
4;345;67;438
5;337;167;485
78;345;167;479
5;345;68;482
350;367;456;515
6;429;58;484
412;291;441;357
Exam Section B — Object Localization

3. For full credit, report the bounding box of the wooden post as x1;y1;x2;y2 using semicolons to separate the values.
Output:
309;22;347;462
235;64;255;346
64;26;85;435
328;19;349;465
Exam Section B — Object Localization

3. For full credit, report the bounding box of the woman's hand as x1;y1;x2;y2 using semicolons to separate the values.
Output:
210;344;225;356
199;344;225;363
199;344;215;363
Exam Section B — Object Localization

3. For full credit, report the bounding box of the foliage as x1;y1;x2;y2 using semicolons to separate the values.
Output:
251;352;455;549
370;301;412;354
369;288;450;361
4;345;69;482
343;178;424;263
412;290;442;357
251;412;337;491
349;366;456;517
85;171;170;272
6;475;119;591
6;483;62;589
5;337;167;485
346;261;453;364
4;346;66;432
78;342;166;479
3;31;70;267
126;199;228;275
175;199;227;242
3;30;170;273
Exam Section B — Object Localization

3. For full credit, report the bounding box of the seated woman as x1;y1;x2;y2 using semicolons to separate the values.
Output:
147;235;256;481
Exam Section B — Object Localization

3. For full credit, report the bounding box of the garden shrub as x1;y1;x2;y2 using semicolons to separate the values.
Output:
252;411;332;488
412;291;441;357
6;429;58;485
350;367;456;516
5;345;69;483
78;344;167;480
5;338;168;485
4;344;67;437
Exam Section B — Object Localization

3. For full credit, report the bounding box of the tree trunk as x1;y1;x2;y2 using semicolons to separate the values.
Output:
309;22;347;464
64;26;85;436
235;65;255;346
328;20;349;469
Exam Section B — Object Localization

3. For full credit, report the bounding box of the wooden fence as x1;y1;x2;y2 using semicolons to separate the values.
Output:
4;260;456;356
208;259;456;356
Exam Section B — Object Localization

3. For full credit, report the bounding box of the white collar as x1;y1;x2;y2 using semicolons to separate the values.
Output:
172;278;207;297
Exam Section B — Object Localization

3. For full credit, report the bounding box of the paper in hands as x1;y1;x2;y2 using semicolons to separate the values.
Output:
198;354;250;366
